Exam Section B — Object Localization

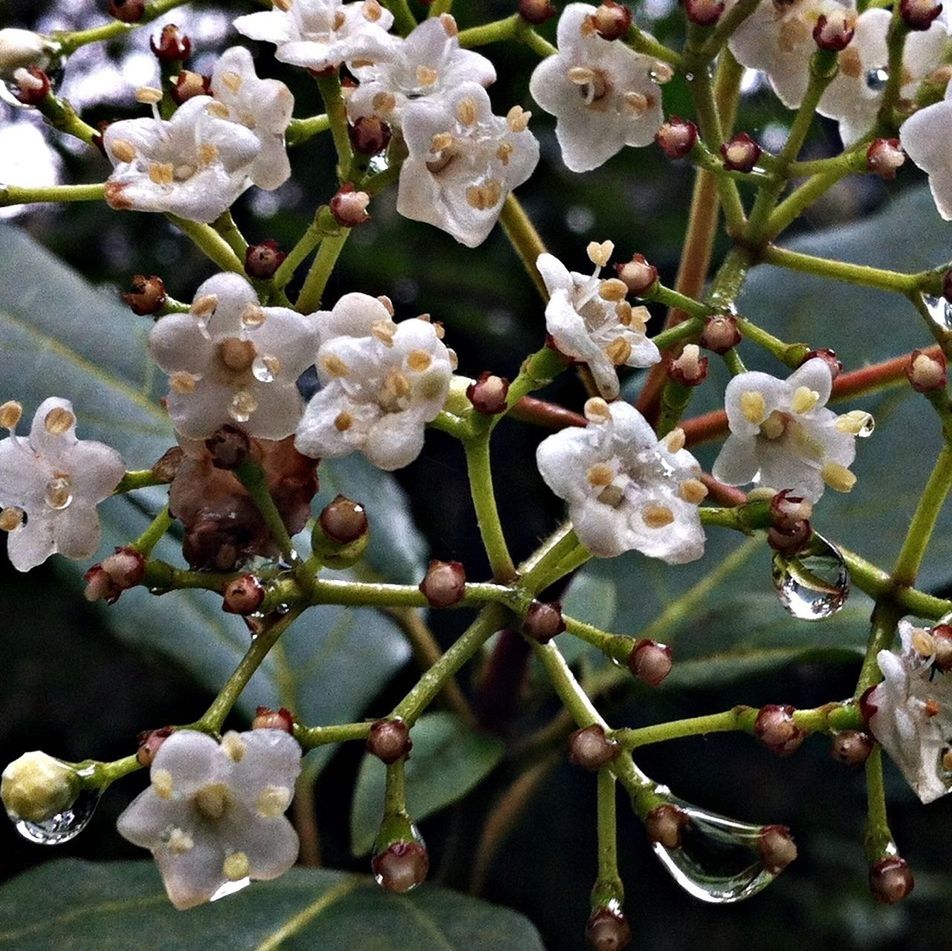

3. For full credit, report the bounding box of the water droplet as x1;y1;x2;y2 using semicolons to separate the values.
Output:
44;476;72;510
241;304;266;329
367;153;390;176
866;67;889;92
252;355;280;383
772;531;849;620
228;390;258;423
683;71;694;82
210;877;250;902
650;801;779;903
923;294;952;331
15;787;101;846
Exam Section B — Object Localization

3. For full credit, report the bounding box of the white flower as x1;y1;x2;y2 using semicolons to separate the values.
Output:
728;0;856;110
209;46;295;191
0;28;58;80
346;15;495;128
712;358;868;502
538;243;659;399
149;272;318;440
103;96;261;223
900;79;952;219
536;399;706;563
234;0;396;73
397;82;539;247
817;8;947;145
868;620;952;804
117;729;301;910
0;398;125;572
295;293;453;470
528;3;665;172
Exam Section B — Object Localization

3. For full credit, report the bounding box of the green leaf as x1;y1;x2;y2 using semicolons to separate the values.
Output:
350;712;505;856
0;860;544;951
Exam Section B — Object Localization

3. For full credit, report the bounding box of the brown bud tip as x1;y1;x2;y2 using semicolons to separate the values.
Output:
906;348;947;392
223;574;266;615
813;10;855;50
349;115;393;155
585;906;632;951
759;824;797;874
518;0;558;25
900;0;943;29
628;639;673;686
136;726;174;767
150;24;191;62
320;495;369;543
13;66;50;106
372;841;429;893
466;372;510;414
252;706;295;732
685;0;725;27
721;132;762;173
151;445;184;483
754;704;806;756
858;685;879;724
614;253;658;296
244;240;286;280
568;724;620;770
122;274;167;316
205;425;251;470
830;730;874;766
104;547;146;588
588;2;633;40
931;623;952;671
667;343;708;386
769;489;813;532
699;314;742;354
366;718;413;764
419;559;466;608
767;520;813;555
108;0;145;23
171;70;210;104
801;347;843;379
656;117;698;159
330;183;371;228
867;138;905;181
523;600;566;643
869;856;914;904
83;565;114;604
645;803;689;849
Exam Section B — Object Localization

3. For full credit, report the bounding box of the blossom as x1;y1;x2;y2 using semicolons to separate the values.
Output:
149;272;318;440
397;82;539;247
536;399;706;563
538;242;659;399
295;293;453;470
0;28;58;80
346;15;495;128
233;0;395;73
817;8;948;145
528;3;665;172
103;96;261;223
0;398;125;572
900;80;952;219
867;620;952;804
711;358;869;502
117;729;302;909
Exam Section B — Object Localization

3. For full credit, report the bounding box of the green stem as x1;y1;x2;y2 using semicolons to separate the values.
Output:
721;347;747;376
499;194;548;299
864;746;894;860
212;211;248;262
874;8;908;134
458;15;520;48
464;436;516;582
286;114;331;147
855;602;903;699
56;0;190;53
131;506;172;556
294;721;372;749
735;316;810;366
0;183;105;207
167;216;245;273
385;758;408;815
235;460;297;563
315;73;354;180
651;317;706;351
762;245;922;294
502;347;570;416
624;23;682;67
381;0;417;34
114;469;169;493
563;617;635;666
272;207;336;292
592;768;624;908
296;230;350;313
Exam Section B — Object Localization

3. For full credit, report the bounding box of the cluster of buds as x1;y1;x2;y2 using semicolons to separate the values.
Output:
312;495;370;568
899;0;944;30
766;489;813;555
517;0;557;25
366;718;413;764
568;725;620;770
869;856;915;903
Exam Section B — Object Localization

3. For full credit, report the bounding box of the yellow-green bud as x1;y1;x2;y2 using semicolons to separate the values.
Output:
2;751;80;822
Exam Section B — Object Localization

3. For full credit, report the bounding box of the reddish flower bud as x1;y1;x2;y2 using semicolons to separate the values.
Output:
372;840;429;893
223;574;265;615
645;803;689;849
84;547;146;603
800;347;843;379
754;704;806;756
869;856;914;904
136;726;174;767
767;490;813;554
419;559;466;608
628;639;673;686
589;2;632;40
699;314;742;354
523;600;565;643
171;70;210;105
614;253;658;295
859;685;879;724
252;706;295;732
319;495;368;543
12;66;50;106
122;274;167;315
813;10;855;50
867;138;905;181
656;117;698;159
931;623;952;671
685;0;725;27
667;344;708;386
721;132;762;172
758;824;797;874
568;725;620;770
83;565;115;603
205;425;251;470
151;446;184;484
150;24;191;62
900;0;943;30
830;730;874;766
367;718;413;764
108;0;145;23
466;372;510;414
585;906;632;951
906;348;947;392
330;183;371;228
244;240;286;280
349;115;392;155
518;0;558;24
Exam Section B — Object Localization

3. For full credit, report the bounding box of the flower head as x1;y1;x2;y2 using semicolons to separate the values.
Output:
900;79;952;219
712;358;868;502
0;398;125;572
150;272;318;440
528;3;665;172
117;729;302;909
536;399;706;563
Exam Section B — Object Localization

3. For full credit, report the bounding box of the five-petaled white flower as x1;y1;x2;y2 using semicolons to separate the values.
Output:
868;619;952;804
234;0;395;73
295;293;453;470
149;272;319;440
712;358;870;502
538;242;659;400
900;79;952;220
0;397;125;572
346;15;496;128
398;82;539;247
536;399;707;563
117;729;302;910
528;2;665;172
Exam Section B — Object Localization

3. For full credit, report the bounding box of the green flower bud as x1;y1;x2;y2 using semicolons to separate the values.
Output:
1;751;80;822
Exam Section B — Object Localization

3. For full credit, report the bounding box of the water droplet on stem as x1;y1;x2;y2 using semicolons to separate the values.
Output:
15;787;101;845
771;531;849;620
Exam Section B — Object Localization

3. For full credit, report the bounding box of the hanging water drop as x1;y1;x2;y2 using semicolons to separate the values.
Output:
228;390;257;423
15;787;101;846
252;355;280;383
922;294;952;331
44;475;72;510
866;67;889;92
210;877;251;902
772;531;849;620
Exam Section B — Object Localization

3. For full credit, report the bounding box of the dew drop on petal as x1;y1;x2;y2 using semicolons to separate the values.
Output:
252;355;280;383
865;67;889;92
15;787;101;846
44;476;72;510
228;391;258;423
771;532;849;620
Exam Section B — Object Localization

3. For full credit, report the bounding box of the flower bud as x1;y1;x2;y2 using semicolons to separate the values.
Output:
721;132;762;172
108;0;145;23
372;840;429;893
667;344;708;386
419;559;466;608
585;906;632;951
466;372;510;414
900;0;943;30
136;726;174;767
758;824;797;874
12;66;50;106
813;10;855;50
367;718;413;764
151;445;184;483
523;600;566;643
830;730;874;766
645;803;689;849
150;24;191;62
122;274;167;315
754;704;806;756
84;547;146;603
244;240;286;280
906;348;947;392
685;0;725;27
859;684;878;724
656;117;698;159
869;856;914;904
223;574;265;615
319;495;369;543
867;138;904;181
171;69;210;104
800;347;842;378
568;725;619;770
628;639;673;686
930;623;952;671
589;2;632;40
614;253;658;295
330;183;371;228
205;425;251;470
252;706;295;732
349;115;392;155
0;29;56;79
1;751;80;822
699;314;742;354
518;0;558;24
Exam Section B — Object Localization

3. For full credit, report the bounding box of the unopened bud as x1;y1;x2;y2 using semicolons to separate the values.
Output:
656;117;698;159
685;0;725;26
585;906;632;951
108;0;145;23
518;0;558;24
758;824;797;874
830;730;874;766
1;751;80;822
869;856;914;904
813;10;855;50
859;685;879;724
614;253;658;295
122;274;167;315
245;240;286;280
907;348;947;392
645;803;689;849
628;639;673;686
223;574;265;615
754;704;806;756
151;446;184;484
319;495;368;543
668;344;708;386
150;24;191;62
171;69;210;104
102;547;146;588
330;183;371;227
767;489;813;554
367;718;413;764
0;29;56;79
801;347;842;379
466;372;509;414
12;66;50;106
252;706;295;732
699;314;741;353
900;0;943;29
721;132;762;172
372;840;429;893
930;623;952;671
867;138;905;181
523;600;565;643
568;725;619;770
349;115;392;155
419;559;466;608
136;726;174;767
589;2;632;40
205;425;251;470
